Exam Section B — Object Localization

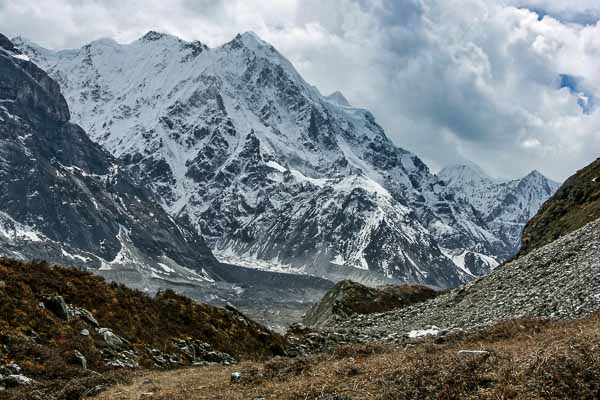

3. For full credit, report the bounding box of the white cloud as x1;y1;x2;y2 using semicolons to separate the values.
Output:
0;0;598;181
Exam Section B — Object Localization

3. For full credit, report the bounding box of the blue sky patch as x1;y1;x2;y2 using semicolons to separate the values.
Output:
559;74;596;114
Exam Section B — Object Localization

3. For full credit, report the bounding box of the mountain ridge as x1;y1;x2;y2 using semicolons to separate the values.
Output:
439;163;560;253
0;33;220;287
13;30;556;288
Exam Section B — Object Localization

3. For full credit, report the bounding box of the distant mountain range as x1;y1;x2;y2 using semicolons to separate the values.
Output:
438;164;560;255
12;31;559;288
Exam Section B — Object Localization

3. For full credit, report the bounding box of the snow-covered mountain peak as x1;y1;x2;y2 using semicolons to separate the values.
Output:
223;31;278;56
15;31;558;288
438;164;495;187
0;33;220;289
237;31;270;47
326;91;351;107
140;30;173;42
521;169;557;185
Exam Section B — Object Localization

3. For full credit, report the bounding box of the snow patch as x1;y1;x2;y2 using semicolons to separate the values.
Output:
408;326;440;338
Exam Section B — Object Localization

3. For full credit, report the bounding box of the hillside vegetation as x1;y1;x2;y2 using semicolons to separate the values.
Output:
0;258;286;399
303;280;437;328
519;157;600;256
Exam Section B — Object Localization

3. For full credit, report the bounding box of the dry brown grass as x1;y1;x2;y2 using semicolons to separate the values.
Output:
91;315;600;400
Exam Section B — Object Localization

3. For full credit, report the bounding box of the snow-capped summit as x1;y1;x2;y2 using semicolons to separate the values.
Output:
325;91;351;107
14;31;556;287
439;164;560;252
438;164;499;213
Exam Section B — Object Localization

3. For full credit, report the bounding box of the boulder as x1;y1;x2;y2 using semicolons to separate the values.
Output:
72;350;87;369
3;374;34;387
98;328;127;349
43;295;71;321
7;363;21;374
230;372;241;383
75;307;99;327
203;351;237;365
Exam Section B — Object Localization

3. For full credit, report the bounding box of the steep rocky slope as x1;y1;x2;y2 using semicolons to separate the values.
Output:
13;31;539;287
519;157;600;256
439;164;559;254
335;216;600;340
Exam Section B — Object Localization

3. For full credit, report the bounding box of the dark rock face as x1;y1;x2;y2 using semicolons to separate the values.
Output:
0;41;69;123
0;34;217;284
303;280;437;328
519;158;600;256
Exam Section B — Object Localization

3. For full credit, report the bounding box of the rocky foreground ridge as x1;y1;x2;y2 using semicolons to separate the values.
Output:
302;280;437;328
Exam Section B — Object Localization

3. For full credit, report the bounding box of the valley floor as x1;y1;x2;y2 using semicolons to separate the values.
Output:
90;314;600;400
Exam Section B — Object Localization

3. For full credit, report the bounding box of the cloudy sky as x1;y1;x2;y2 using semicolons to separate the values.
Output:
1;0;599;181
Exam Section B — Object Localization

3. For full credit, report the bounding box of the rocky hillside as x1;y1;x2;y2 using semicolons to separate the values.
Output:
0;258;286;398
13;31;555;287
302;280;437;328
334;215;600;341
519;158;600;256
439;164;559;254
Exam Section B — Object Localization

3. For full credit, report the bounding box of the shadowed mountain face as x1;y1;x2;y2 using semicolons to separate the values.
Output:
519;158;600;257
0;32;218;286
12;31;559;288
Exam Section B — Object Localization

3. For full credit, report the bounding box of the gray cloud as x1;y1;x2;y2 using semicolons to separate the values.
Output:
0;0;599;181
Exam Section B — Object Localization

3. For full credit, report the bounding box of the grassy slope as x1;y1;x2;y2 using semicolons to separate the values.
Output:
94;314;600;400
519;157;600;256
